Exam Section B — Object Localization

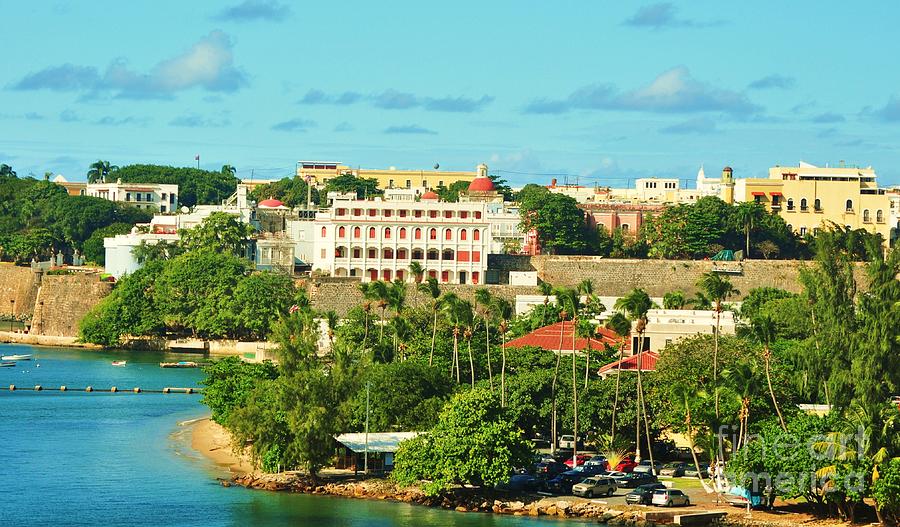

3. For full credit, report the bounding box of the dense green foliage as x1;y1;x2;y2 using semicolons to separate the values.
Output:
200;357;280;423
111;164;239;207
518;184;589;254
392;389;533;495
250;176;320;207
178;212;254;256
0;175;150;262
82;222;133;264
323;173;381;199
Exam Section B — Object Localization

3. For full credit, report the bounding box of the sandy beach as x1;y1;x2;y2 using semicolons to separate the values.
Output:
190;417;256;476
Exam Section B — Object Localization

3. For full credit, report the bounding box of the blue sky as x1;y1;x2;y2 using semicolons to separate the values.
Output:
3;1;900;187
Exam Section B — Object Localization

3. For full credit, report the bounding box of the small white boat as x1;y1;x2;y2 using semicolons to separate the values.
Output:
112;360;127;367
1;354;32;361
0;361;15;368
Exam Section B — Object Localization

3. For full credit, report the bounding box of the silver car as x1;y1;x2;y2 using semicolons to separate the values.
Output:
651;488;691;507
571;476;617;498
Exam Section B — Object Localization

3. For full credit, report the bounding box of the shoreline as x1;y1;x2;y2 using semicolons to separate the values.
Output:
185;420;848;526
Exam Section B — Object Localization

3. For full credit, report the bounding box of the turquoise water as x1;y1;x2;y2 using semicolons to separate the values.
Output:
0;344;581;526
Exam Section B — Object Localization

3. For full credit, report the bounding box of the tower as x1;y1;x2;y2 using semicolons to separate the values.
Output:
721;166;734;204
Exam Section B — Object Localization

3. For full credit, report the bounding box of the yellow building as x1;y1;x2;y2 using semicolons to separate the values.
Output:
724;162;892;242
295;160;479;191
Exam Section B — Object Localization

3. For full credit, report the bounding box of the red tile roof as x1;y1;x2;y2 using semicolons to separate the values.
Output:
597;351;660;376
505;321;626;352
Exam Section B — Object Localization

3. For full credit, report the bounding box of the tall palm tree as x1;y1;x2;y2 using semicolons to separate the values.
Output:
752;315;787;431
697;272;739;420
440;293;463;383
663;290;688;310
493;297;514;407
614;288;653;464
357;283;372;349
672;384;711;489
549;292;569;454
687;291;712;310
221;164;237;176
734;202;764;257
606;312;631;443
723;361;761;449
366;280;390;343
323;310;339;357
538;281;553;327
474;288;495;391
388;279;407;359
557;287;582;466
409;261;424;304
417;277;441;365
87;160;118;184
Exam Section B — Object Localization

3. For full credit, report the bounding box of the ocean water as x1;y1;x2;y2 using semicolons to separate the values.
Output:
0;344;583;526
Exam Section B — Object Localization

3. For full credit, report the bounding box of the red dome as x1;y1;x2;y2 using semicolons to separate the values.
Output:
467;176;495;192
258;198;285;208
421;190;439;200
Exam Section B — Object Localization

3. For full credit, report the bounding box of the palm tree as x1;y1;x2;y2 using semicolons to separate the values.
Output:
723;361;761;449
697;272;740;420
493;297;514;407
0;164;16;177
752;315;787;432
474;288;495;391
663;290;688;310
538;281;553;327
417;277;441;365
577;319;595;390
221;164;237;176
388;279;407;359
687;291;712;310
440;293;463;383
557;287;582;466
323;310;339;357
614;288;653;464
606;311;631;443
409;262;424;304
549;291;569;454
734;202;764;257
672;384;711;489
366;280;390;343
87;160;118;184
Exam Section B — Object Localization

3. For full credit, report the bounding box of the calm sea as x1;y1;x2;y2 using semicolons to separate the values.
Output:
0;344;583;527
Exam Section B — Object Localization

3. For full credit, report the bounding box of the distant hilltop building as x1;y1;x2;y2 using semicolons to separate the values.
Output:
53;175;178;213
295;160;479;193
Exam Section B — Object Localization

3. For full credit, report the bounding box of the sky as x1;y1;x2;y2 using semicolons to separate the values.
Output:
2;1;900;187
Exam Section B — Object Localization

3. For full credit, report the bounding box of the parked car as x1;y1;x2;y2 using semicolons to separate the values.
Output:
659;462;687;477
558;435;578;449
572;476;618;498
633;460;664;475
615;457;638;473
673;447;695;461
584;455;609;469
568;464;607;477
613;472;659;488
534;461;568;478
652;489;690;507
625;483;667;505
563;454;593;468
725;486;768;509
683;465;709;478
498;474;541;492
531;438;552;450
543;470;587;495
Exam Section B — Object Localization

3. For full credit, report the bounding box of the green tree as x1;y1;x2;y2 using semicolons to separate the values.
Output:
392;389;532;496
519;192;589;254
232;271;296;340
434;180;471;202
82;222;132;264
112;164;239;207
324;173;381;199
250;176;319;208
200;356;279;423
87;160;118;183
179;212;254;256
474;287;495;391
663;290;688;310
697;272;740;419
0;164;16;177
751;314;787;431
417;277;442;365
733;202;765;257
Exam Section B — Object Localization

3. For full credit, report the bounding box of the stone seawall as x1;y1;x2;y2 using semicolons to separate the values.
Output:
32;274;113;337
0;264;40;318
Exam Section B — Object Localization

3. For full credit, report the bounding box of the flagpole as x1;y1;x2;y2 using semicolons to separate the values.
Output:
196;155;200;169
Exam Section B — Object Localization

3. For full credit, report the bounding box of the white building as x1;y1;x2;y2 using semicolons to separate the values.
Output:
642;309;736;353
86;179;179;212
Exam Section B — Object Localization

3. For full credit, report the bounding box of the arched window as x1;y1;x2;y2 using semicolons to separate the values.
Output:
786;224;793;231
460;229;467;241
621;224;630;232
846;199;853;212
412;249;424;260
800;198;808;211
814;198;821;211
786;198;794;211
427;249;439;260
384;227;391;239
445;228;452;240
397;249;408;259
429;228;437;240
335;247;347;258
414;228;422;240
338;226;346;238
399;227;407;239
473;229;480;241
877;210;884;223
321;227;327;237
353;226;361;239
442;249;454;260
368;227;376;239
863;209;871;222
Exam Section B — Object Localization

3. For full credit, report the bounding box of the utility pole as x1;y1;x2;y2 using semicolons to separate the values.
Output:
364;381;370;474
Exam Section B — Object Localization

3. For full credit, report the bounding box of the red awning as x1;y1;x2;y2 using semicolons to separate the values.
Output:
751;191;766;196
769;191;783;196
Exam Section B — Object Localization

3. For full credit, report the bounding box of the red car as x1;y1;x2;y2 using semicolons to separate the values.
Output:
615;457;638;473
564;454;593;468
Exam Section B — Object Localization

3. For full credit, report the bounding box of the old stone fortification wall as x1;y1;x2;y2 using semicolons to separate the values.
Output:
0;264;41;318
32;274;113;337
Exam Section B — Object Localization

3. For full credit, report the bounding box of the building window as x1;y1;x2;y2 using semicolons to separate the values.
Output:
399;227;407;239
405;180;411;189
845;199;853;212
412;249;424;260
438;180;444;187
441;270;449;283
146;193;152;202
800;198;808;211
460;229;467;241
814;198;821;211
414;210;422;218
368;248;376;259
338;226;346;238
472;251;481;262
389;179;394;188
863;209;871;222
384;209;392;218
427;249;439;260
799;227;807;236
321;248;326;259
353;208;362;216
321;227;327;238
368;209;376;217
429;228;437;240
422;180;427;188
384;227;391;239
474;211;482;219
369;227;376;239
444;211;452;219
877;209;884;223
786;198;794;211
414;228;422;240
442;249;454;260
125;192;131;202
621;224;630;232
136;193;142;202
383;269;392;281
460;211;468;219
445;228;452;240
353;248;361;258
472;271;479;284
429;210;437;218
383;248;394;259
336;247;347;258
336;208;346;216
473;229;480;241
397;249;408;259
399;210;407;217
353;227;361;238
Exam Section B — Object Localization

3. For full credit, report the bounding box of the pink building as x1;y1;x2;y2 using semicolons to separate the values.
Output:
580;203;663;237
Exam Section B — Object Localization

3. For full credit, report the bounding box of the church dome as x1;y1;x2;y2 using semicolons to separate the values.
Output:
420;190;439;200
467;176;495;192
258;198;285;208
